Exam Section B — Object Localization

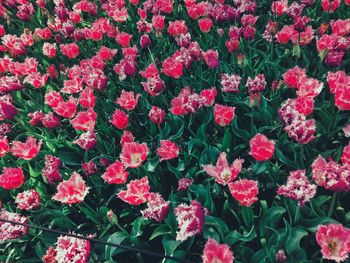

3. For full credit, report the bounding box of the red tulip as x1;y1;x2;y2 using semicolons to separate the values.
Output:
0;167;25;190
249;133;275;161
213;104;236;126
228;179;259;207
117;177;150;205
111;109;129;130
52;172;89;204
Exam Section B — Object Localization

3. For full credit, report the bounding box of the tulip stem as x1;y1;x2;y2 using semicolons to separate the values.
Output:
148;47;155;65
115;221;129;235
328;192;337;217
250;107;254;133
293;205;300;225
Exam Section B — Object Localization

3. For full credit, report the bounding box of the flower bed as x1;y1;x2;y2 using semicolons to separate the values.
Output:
0;0;349;262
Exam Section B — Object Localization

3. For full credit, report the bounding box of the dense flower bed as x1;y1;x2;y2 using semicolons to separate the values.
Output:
0;0;349;262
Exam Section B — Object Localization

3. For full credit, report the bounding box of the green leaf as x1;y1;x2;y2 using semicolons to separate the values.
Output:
168;116;185;140
150;225;171;240
283;197;299;225
232;119;251;140
242;206;254;228
203;216;229;241
79;203;102;224
251;161;267;175
45;141;56;152
302;217;338;232
49;217;77;229
196;123;208;143
145;157;159;173
251;249;268;263
160;123;172;139
105;232;128;260
58;151;81;166
189;184;209;205
259;206;286;237
167;160;185;178
28;163;40;178
34;242;45;258
204;183;215;214
199;145;220;165
286;227;308;261
346;211;350;223
162;235;181;257
225;226;257;245
275;148;298;168
309;195;331;217
131;217;150;244
222;129;232;151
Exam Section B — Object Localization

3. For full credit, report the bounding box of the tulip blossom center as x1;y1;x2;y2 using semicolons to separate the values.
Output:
327;239;340;254
221;169;232;183
131;153;142;166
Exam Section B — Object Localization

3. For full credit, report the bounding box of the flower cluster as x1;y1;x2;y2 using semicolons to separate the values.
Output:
228;179;259;207
327;71;350;111
203;151;260;207
311;155;350;192
278;67;322;144
157;139;180;161
220;73;241;93
120;142;149;168
246;74;266;106
11;136;42;160
170;86;206;115
0;0;349;260
269;0;314;47
316;20;350;67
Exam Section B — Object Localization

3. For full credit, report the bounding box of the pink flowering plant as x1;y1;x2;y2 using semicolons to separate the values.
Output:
0;0;350;262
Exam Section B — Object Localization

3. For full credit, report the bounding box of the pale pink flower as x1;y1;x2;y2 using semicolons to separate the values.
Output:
316;224;350;262
203;152;243;185
52;172;89;204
